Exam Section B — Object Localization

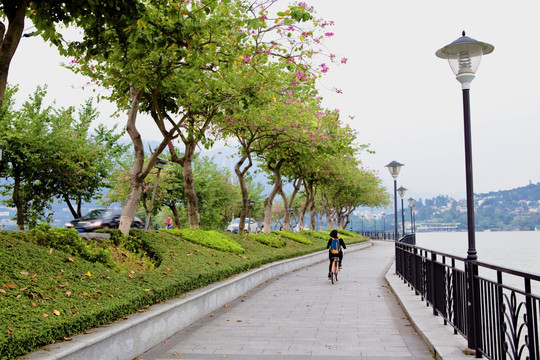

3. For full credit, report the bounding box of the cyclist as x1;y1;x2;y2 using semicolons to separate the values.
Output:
327;229;346;279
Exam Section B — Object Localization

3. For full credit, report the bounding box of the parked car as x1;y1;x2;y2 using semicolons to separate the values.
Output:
65;209;144;232
227;218;260;233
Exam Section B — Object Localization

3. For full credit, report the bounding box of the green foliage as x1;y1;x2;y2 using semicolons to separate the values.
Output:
28;227;117;267
338;229;358;237
301;230;330;240
164;229;245;254
0;86;127;228
272;230;312;245
247;233;287;248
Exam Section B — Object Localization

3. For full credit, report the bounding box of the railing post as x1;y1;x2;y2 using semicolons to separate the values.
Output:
465;259;482;358
496;271;506;360
431;252;437;315
524;278;538;360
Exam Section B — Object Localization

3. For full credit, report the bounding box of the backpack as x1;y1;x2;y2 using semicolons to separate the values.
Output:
330;238;340;254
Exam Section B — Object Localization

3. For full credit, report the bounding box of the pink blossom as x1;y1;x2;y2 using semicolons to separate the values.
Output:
242;56;251;62
320;63;329;73
325;32;334;37
292;82;297;86
341;57;348;64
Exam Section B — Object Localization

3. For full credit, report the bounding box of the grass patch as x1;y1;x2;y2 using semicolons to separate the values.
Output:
0;228;367;359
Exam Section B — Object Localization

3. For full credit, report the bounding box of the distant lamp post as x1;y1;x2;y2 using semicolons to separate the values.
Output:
247;199;255;233
145;157;169;230
408;198;415;234
382;212;386;236
437;31;493;355
411;205;416;233
397;186;407;236
385;161;404;240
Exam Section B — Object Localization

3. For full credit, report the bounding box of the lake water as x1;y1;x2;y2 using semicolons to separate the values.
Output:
415;231;540;276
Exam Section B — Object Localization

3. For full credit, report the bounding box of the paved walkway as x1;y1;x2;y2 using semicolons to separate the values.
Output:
136;241;434;359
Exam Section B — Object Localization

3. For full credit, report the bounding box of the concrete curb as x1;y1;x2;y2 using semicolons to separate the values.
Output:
25;242;372;360
385;262;472;360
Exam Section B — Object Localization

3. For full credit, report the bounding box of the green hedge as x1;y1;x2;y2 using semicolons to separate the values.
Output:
247;233;287;248
272;230;312;245
301;230;329;240
164;228;245;254
338;229;359;237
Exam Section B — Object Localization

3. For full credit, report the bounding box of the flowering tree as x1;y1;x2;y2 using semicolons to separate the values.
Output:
60;0;340;234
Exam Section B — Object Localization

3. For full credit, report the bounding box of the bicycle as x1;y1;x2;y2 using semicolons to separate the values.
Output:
330;256;339;284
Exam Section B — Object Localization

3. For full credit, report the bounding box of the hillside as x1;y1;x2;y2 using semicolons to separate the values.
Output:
352;182;540;232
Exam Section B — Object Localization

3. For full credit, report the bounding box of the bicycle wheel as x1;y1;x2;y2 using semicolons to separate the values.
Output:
331;260;338;284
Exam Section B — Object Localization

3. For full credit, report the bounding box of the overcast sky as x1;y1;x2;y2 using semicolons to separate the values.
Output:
8;0;540;202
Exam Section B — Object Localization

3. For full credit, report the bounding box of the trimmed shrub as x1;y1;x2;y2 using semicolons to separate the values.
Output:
248;233;287;248
164;228;245;254
301;230;329;240
272;231;312;245
339;229;359;237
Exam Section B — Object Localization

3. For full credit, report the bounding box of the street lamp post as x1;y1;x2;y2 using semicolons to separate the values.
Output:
412;204;417;233
436;31;493;356
385;161;404;241
397;186;407;236
408;198;415;234
382;212;386;238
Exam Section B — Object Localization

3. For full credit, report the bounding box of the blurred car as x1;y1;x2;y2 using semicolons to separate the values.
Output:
65;209;144;232
227;218;260;233
293;224;309;233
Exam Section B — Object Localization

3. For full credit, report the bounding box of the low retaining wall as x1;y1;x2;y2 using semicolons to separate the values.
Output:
25;242;372;360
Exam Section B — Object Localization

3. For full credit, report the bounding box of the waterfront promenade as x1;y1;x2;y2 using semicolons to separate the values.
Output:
136;241;468;360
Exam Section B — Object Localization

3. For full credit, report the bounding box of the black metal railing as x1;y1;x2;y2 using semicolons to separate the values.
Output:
395;241;540;359
361;231;396;240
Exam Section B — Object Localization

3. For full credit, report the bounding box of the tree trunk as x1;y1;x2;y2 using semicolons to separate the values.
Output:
235;154;252;235
119;86;144;235
0;0;28;108
170;204;180;229
309;196;316;230
262;159;284;233
181;141;200;228
12;169;24;230
281;178;301;231
301;180;316;230
279;190;291;231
